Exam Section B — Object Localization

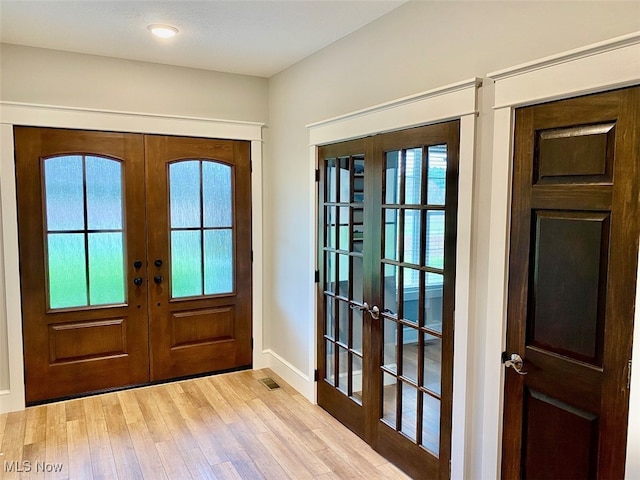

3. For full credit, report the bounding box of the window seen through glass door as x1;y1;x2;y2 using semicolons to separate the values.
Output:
381;144;447;455
323;155;365;404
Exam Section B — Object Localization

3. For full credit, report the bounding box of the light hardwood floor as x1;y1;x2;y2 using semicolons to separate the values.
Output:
0;369;409;479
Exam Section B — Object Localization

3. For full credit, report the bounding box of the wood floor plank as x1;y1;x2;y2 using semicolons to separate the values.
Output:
155;440;194;480
101;403;142;480
125;420;168;480
210;461;243;480
115;389;144;425
1;411;27;480
44;402;68;480
66;419;93;480
256;430;315;480
0;368;410;480
83;397;118;480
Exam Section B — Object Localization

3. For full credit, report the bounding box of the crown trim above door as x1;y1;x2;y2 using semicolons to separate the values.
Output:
0;102;265;413
485;31;640;480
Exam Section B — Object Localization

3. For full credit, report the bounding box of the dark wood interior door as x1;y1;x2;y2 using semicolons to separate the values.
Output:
16;128;253;404
502;86;640;479
145;135;252;381
317;121;460;479
15;127;149;404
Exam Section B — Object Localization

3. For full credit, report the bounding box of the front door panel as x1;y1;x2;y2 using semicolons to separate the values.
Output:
145;135;252;380
502;86;640;479
15;127;149;403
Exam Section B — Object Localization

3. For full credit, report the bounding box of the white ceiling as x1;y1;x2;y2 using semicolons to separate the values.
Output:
0;0;405;78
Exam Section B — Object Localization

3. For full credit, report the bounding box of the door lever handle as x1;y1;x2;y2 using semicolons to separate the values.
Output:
350;302;380;320
502;352;527;375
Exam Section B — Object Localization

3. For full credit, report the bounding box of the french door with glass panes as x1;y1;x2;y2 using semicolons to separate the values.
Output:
15;127;251;404
317;121;459;479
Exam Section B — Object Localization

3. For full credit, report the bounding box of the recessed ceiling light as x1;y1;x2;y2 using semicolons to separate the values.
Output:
148;24;178;39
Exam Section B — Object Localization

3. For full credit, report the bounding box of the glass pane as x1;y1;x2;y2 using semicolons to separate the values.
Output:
404;210;421;265
326;252;336;293
384;209;399;261
353;208;364;253
385;151;401;204
423;333;442;395
44;156;84;231
422;393;441;455
338;300;349;345
171;230;203;297
86;156;122;230
352;308;363;354
326;206;337;249
338;254;349;297
325;296;335;339
325;340;335;385
383;317;398;372
204;229;233;294
352;255;363;304
402;328;419;383
337;346;348;393
353;173;364;203
425;273;444;333
326;158;337;203
170;161;201;228
382;373;397;427
401;382;417;441
427;145;447;206
352;354;363;404
88;233;124;305
48;233;87;308
403;268;419;325
338;207;350;251
203;161;232;228
383;264;399;316
339;157;350;203
425;211;445;269
405;148;423;205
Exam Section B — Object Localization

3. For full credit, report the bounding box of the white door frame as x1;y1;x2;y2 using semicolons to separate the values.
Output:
483;32;640;479
0;102;266;413
308;78;480;480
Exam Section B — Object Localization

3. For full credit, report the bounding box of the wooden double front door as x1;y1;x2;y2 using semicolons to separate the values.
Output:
317;121;459;479
502;86;640;478
15;127;252;404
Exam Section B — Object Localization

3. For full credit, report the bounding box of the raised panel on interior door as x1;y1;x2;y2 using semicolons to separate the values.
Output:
534;123;615;185
48;318;127;363
171;308;234;348
524;389;598;479
528;211;609;365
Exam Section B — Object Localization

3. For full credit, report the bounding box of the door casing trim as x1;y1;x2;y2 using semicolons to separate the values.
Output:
308;77;480;480
0;102;266;413
485;31;640;480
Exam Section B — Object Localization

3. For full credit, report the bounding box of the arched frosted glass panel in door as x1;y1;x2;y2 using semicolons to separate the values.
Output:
43;155;125;309
169;160;234;298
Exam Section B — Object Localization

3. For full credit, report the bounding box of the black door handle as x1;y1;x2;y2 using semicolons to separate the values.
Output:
154;259;163;267
133;277;143;286
154;275;163;284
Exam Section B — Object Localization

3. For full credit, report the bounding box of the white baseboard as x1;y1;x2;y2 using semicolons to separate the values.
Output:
259;349;315;402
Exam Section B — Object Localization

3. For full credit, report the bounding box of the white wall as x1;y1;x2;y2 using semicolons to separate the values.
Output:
0;43;269;122
265;1;640;477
